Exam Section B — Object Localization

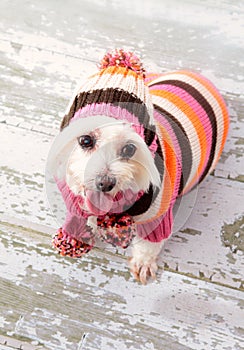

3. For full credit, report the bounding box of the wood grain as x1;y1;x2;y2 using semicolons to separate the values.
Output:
0;223;243;350
0;0;243;349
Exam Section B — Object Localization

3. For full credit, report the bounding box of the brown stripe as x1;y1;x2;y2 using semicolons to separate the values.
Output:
150;79;217;185
126;128;165;217
60;88;152;133
144;126;156;147
155;136;164;181
154;104;193;195
126;184;159;216
60;95;78;130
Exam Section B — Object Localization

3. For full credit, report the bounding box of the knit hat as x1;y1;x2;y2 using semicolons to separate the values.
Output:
60;49;159;156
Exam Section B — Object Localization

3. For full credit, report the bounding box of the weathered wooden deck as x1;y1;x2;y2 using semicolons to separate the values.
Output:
0;0;243;349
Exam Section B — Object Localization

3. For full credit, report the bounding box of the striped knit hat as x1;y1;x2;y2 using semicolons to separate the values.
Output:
60;49;159;157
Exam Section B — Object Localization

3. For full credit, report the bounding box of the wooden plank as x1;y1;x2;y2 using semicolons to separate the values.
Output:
0;123;243;289
0;335;47;350
0;0;243;87
0;222;243;350
0;1;243;181
214;93;244;181
161;177;244;289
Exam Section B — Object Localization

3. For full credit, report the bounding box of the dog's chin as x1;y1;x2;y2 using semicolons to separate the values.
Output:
74;163;152;215
82;182;145;216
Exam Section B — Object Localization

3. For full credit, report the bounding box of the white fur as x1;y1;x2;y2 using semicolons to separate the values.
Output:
66;122;163;284
66;123;160;195
129;236;164;284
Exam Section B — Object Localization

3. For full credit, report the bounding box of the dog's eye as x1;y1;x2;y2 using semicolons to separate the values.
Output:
78;135;95;149
121;144;137;158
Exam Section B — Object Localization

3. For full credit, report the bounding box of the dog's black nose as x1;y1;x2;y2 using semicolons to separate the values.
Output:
95;174;116;192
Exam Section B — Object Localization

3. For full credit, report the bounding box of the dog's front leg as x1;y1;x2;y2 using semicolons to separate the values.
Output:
129;235;164;284
129;210;173;284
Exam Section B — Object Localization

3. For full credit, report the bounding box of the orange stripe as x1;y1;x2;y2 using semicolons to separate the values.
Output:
139;124;176;224
177;70;229;161
152;123;177;219
145;72;158;78
155;124;176;217
150;88;208;190
95;66;144;79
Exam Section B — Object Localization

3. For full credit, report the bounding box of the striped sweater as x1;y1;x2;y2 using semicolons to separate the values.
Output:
136;70;229;241
57;55;229;247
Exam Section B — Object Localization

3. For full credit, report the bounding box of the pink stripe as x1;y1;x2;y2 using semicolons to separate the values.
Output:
145;72;164;84
138;205;173;242
72;103;157;156
150;83;213;179
72;102;142;126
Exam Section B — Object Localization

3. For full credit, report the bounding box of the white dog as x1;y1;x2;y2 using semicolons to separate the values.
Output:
50;50;229;284
66;122;163;283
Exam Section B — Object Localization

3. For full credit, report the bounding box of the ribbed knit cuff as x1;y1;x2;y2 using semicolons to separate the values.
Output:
137;206;173;243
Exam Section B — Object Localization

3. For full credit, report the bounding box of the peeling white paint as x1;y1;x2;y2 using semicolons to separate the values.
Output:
0;0;243;348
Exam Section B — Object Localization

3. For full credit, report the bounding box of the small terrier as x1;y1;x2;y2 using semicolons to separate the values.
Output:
50;49;229;284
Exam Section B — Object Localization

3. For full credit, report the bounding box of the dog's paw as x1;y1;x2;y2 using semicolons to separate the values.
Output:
129;256;158;284
128;237;164;284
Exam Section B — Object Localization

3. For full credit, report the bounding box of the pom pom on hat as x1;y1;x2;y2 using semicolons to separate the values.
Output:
99;48;146;78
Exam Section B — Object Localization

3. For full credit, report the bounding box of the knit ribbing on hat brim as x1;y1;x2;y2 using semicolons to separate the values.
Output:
63;103;157;153
60;88;156;147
